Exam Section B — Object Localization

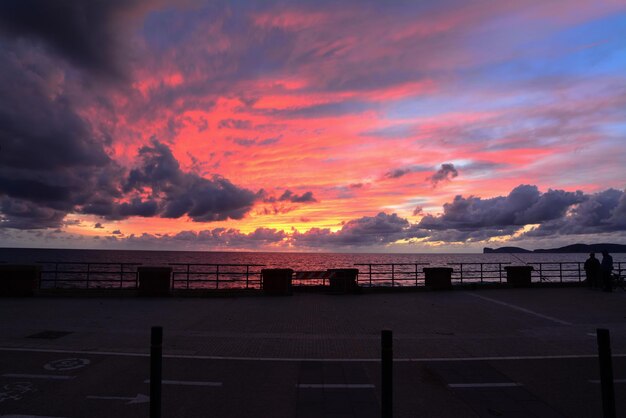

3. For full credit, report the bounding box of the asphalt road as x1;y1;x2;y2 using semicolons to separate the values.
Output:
1;348;625;417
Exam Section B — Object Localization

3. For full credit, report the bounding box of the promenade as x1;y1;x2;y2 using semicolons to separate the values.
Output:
1;288;625;417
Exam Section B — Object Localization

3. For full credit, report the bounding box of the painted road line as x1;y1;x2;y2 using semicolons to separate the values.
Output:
297;384;375;389
588;379;626;384
449;383;522;388
2;347;626;362
2;373;75;380
1;415;70;418
87;393;149;404
143;379;222;387
469;293;572;326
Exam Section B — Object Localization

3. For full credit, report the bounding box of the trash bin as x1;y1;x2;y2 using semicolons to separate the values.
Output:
327;269;359;294
505;266;533;287
262;269;293;295
0;265;40;296
138;266;172;296
423;267;453;290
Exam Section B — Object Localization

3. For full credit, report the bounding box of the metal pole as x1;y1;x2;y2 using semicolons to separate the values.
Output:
150;326;163;418
381;330;393;418
597;329;616;418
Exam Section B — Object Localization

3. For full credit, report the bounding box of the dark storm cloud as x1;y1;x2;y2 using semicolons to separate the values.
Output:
0;197;67;229
122;139;257;222
260;189;318;204
521;188;626;237
121;227;287;249
383;165;429;179
0;42;121;228
292;212;409;247
427;163;458;186
0;0;142;77
278;190;317;203
418;185;585;232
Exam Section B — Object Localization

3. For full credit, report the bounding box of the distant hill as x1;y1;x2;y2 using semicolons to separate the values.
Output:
484;243;626;253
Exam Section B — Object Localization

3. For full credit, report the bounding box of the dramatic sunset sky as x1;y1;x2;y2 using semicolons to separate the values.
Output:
0;0;625;252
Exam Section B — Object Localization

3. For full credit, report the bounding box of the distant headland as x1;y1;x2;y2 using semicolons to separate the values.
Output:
484;243;626;253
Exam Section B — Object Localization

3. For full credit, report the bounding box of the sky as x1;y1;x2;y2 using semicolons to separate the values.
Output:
0;0;625;252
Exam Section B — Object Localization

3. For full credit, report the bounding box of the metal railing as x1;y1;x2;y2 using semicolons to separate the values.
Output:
38;261;141;289
353;263;430;287
169;263;266;290
447;262;511;284
32;260;626;291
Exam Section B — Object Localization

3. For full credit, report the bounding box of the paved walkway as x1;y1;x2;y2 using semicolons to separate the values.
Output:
1;288;625;417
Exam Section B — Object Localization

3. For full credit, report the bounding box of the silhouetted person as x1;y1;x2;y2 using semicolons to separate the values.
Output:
584;252;601;288
601;250;614;292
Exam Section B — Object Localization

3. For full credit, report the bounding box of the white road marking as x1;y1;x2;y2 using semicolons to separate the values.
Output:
588;379;626;384
143;379;222;387
87;393;149;404
1;415;70;418
2;374;74;380
2;347;625;363
468;293;572;326
448;382;522;388
587;333;597;337
297;384;375;389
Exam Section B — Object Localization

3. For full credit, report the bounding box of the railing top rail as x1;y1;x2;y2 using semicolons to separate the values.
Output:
354;263;430;266
168;263;266;267
37;261;142;266
447;262;511;265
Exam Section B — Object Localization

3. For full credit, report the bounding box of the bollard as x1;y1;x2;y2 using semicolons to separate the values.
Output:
150;326;163;418
381;330;393;418
597;329;616;418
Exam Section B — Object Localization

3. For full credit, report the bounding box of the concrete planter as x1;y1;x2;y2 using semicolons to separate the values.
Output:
327;269;359;294
423;267;453;290
505;266;534;287
0;265;40;296
262;269;293;295
138;266;172;296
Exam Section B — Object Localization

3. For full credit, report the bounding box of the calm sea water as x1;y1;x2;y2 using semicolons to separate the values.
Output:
1;247;624;270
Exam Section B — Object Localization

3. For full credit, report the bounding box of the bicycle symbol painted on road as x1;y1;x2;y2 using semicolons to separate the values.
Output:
0;381;36;403
44;358;91;371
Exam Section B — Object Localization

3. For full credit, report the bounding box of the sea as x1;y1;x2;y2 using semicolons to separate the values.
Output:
2;247;625;269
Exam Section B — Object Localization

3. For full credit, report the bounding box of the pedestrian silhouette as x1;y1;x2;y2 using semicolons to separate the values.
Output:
601;250;614;292
584;252;601;288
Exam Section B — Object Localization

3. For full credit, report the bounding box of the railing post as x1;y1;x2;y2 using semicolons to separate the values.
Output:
86;263;90;289
415;264;418;286
578;262;582;282
369;264;372;287
150;326;163;418
54;263;58;288
597;329;616;418
480;263;484;284
381;330;393;418
216;265;220;289
460;263;463;284
246;265;250;289
559;263;563;283
499;263;502;283
391;264;395;287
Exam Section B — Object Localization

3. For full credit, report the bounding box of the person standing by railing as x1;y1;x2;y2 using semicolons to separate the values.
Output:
584;253;601;288
601;250;614;292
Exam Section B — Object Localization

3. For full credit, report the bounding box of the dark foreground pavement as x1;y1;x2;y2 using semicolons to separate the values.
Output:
1;288;625;417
